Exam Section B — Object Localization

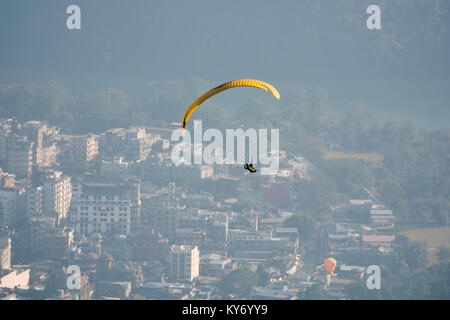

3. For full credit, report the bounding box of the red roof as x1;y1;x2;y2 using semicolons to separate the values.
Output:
362;235;395;242
330;278;356;285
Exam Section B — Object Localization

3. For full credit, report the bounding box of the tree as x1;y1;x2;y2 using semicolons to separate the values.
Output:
219;267;258;298
408;263;450;299
437;246;450;263
294;170;338;219
232;196;261;212
59;150;87;176
302;283;328;300
283;212;318;242
347;265;393;300
256;264;271;287
396;235;428;272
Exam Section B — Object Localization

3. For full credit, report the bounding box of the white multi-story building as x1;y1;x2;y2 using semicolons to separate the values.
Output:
227;229;292;260
0;268;30;289
42;171;72;222
26;185;43;218
169;245;199;282
0;119;14;162
70;182;133;235
69;134;99;162
36;144;60;166
27;171;72;222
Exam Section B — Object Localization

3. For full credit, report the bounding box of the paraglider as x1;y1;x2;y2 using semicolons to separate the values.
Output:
323;258;337;274
181;79;280;134
244;163;257;173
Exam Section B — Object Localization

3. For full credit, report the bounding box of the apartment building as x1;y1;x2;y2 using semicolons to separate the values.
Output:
169;245;199;282
5;135;33;178
70;182;135;235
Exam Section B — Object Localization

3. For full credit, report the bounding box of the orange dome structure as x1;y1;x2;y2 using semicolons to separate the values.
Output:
323;258;337;274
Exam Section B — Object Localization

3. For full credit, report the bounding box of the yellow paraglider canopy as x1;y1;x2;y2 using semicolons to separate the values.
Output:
181;79;280;133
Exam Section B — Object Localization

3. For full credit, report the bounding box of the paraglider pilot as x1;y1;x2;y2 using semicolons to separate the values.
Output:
244;163;257;173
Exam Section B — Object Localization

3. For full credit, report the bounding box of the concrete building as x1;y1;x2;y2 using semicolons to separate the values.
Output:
70;181;140;235
70;134;99;162
227;229;292;260
262;182;291;208
199;253;231;277
0;190;19;229
20;121;63;168
78;274;93;300
21;121;45;149
27;216;73;261
169;245;199;282
40;171;72;222
5;135;33;178
0;268;30;289
100;127;160;162
143;201;179;242
0;236;11;271
0;170;15;189
26;185;43;218
253;287;297;300
199;165;214;179
124;127;159;161
133;229;169;262
21;121;46;166
176;228;207;248
36;144;60;166
95;281;131;299
206;212;228;244
28;216;55;259
45;227;74;261
100;156;130;176
0;119;15;162
370;209;395;223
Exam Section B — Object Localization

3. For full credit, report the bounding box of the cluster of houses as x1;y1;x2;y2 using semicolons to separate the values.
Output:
0;117;397;300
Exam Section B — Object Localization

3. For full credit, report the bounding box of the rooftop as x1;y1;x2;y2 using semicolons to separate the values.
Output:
362;235;395;242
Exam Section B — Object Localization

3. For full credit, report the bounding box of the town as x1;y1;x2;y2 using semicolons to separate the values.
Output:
0;117;398;300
